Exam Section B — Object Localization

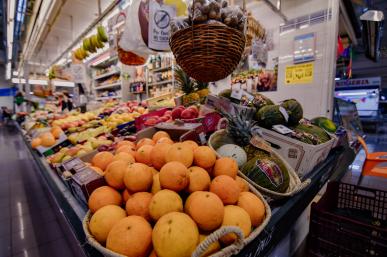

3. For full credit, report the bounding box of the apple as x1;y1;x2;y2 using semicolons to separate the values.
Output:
160;116;169;122
171;108;183;120
164;110;172;116
181;109;195;119
187;106;199;117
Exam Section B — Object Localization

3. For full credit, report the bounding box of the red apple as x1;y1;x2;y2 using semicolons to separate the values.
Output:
171;108;183;120
181;109;195;119
164;110;172;116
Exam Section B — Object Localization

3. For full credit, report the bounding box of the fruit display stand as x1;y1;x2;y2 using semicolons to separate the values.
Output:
17;120;357;257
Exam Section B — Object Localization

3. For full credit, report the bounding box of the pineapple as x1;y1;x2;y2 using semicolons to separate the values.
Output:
175;67;198;105
195;81;210;98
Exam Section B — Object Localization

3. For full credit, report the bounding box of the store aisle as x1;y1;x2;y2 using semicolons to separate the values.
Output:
0;125;80;257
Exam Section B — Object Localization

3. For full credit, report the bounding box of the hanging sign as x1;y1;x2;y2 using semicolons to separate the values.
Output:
148;1;176;51
285;63;314;85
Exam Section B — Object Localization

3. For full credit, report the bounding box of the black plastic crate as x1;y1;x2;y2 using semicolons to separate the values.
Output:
308;181;387;257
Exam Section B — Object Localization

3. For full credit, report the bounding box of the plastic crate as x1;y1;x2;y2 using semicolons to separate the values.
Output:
308;181;387;257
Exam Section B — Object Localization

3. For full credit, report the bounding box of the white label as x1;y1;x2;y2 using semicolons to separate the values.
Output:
278;106;289;122
149;1;176;51
272;124;293;134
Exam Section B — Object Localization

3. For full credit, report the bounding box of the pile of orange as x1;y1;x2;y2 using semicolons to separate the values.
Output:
31;126;64;148
87;131;266;257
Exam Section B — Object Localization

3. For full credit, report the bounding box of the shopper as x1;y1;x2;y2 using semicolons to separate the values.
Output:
0;106;12;126
14;90;25;113
62;91;73;112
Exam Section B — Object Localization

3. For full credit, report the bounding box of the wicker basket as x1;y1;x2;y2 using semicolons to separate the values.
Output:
209;129;310;200
83;183;271;257
169;23;246;82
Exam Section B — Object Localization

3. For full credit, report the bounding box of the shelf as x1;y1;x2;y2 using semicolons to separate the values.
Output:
148;65;173;73
93;70;120;80
148;80;173;87
96;95;121;101
94;81;121;90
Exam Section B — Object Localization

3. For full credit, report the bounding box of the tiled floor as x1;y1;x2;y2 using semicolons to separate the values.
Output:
0;125;80;257
341;133;387;190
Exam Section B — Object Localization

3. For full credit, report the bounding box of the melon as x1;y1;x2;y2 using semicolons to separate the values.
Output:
89;205;126;244
213;157;238;179
151;173;162;194
125;192;153;221
150;143;171;170
235;176;249;192
149;190;183;221
280;99;303;126
185;191;224;231
216;144;247;168
106;216;152;257
135;145;154;165
112;152;135;164
104;160;128;190
311;116;337;133
237;192;266;226
137;138;155;149
187;166;211;193
116;145;136;156
31;138;42;148
220;205;251;245
241;154;290;193
251;93;274;110
152;212;199;257
182;140;199;151
199;234;220;257
294;124;331;144
255;105;286;128
193;146;216;169
88;186;122;213
159;162;189;192
124;163;153;192
156;137;174;145
152;131;170;143
209;175;240;204
92;151;114;171
165;143;193;167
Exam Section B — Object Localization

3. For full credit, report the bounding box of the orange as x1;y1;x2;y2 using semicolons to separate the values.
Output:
152;131;170;143
156;137;174;145
165;143;193;167
187;167;211;193
136;138;155;149
213;157;238;179
159;162;189;192
237;192;266;226
124;163;153;192
210;175;240;205
92;151;114;171
88;186;122;213
135;145;154;165
150;143;171;170
125;192;153;221
193;146;216;169
112;152;135;164
104;160;128;190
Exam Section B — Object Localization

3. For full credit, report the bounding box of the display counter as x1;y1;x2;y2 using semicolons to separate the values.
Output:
19;126;356;257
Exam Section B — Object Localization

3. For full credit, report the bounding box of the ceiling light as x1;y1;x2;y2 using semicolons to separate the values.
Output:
6;62;11;80
52;80;75;87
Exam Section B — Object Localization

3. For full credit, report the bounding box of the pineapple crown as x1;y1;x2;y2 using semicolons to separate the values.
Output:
195;80;209;90
175;67;195;94
220;106;256;147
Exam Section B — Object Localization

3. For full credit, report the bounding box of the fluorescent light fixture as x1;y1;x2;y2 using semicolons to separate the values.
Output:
6;62;11;80
336;92;368;96
11;78;48;85
335;78;340;81
7;0;16;60
52;80;75;87
12;78;26;83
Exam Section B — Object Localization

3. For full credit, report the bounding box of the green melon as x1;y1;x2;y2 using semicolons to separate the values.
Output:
241;151;290;193
293;124;331;144
280;99;303;126
251;93;274;111
255;105;286;128
311;117;337;133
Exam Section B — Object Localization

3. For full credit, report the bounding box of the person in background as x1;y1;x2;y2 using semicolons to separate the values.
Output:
75;84;88;113
1;106;12;126
62;91;73;112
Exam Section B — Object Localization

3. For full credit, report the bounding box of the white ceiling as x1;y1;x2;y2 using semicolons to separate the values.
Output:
28;0;111;73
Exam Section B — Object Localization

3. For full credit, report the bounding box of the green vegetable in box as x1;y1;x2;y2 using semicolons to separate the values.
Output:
255;105;286;128
311;117;337;133
280;99;303;126
292;124;331;145
242;150;290;193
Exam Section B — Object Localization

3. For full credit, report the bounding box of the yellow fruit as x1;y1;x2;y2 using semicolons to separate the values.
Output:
89;205;126;244
124;163;153;192
237;192;266;227
187;167;211;193
193;146;216;169
220;205;251;245
106;216;152;257
149;190;183;221
152;212;199;257
165;143;193;167
88;186;122;213
199;234;220;257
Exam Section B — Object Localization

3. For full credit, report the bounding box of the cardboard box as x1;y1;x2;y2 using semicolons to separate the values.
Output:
258;127;335;178
69;167;106;206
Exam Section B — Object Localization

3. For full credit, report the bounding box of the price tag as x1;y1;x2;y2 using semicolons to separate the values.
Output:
231;88;243;100
278;106;289;122
250;135;272;153
272;125;293;134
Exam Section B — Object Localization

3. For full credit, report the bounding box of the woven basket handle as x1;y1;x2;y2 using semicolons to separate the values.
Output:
192;226;245;257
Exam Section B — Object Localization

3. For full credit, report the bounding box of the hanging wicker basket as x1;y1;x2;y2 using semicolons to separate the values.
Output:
170;22;246;82
209;129;311;200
